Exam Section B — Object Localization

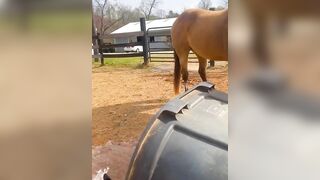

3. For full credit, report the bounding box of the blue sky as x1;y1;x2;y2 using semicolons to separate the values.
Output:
105;0;227;13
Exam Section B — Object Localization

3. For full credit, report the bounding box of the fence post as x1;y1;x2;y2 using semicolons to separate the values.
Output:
92;19;99;62
140;17;149;65
97;33;104;65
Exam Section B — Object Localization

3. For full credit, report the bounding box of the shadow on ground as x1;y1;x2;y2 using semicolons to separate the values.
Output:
92;98;169;145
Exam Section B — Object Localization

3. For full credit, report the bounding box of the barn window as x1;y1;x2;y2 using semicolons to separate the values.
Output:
137;36;143;42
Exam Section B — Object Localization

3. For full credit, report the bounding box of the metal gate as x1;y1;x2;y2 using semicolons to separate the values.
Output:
146;26;198;63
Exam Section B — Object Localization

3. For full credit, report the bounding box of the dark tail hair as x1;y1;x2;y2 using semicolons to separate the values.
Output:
174;50;181;94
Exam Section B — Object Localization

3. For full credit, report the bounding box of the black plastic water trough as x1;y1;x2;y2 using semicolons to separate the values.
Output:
126;82;228;180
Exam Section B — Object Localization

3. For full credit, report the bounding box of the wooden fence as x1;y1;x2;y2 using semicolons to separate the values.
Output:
92;18;149;65
92;17;215;66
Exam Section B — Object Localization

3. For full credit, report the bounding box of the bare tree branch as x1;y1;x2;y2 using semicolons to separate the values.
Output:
198;0;212;9
102;16;124;34
147;0;157;19
93;0;146;35
94;0;108;34
139;0;161;20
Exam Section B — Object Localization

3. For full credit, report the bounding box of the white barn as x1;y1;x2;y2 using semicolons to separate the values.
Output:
110;18;176;52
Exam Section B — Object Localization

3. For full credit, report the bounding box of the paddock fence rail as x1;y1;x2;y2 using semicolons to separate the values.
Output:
92;18;149;65
146;26;199;63
92;17;212;66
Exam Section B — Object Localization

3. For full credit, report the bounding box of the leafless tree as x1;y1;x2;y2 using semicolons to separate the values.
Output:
155;9;167;18
139;0;161;20
198;0;212;9
212;0;228;8
220;0;228;7
117;6;143;24
166;10;179;18
93;0;124;35
208;0;228;10
94;0;107;34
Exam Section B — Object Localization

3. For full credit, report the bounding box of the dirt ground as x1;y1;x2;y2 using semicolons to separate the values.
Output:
92;62;228;179
92;141;137;180
92;62;228;145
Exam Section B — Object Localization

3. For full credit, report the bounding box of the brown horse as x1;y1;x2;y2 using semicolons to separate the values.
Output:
171;8;228;94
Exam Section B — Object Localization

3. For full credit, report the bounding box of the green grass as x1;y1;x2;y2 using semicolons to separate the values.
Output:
92;57;147;69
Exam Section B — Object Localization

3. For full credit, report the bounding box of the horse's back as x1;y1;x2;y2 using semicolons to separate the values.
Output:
171;9;210;44
171;9;228;60
171;9;200;51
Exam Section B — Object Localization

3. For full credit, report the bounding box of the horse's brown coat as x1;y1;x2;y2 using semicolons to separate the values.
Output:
171;8;228;94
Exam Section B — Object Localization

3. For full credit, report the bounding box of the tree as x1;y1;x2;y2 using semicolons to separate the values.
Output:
198;0;212;9
156;9;166;18
93;0;124;35
94;0;107;34
116;6;144;26
211;0;228;9
93;1;146;35
222;0;228;7
139;0;161;20
166;10;179;18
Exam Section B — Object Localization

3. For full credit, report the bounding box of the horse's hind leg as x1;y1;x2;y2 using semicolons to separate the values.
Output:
181;58;189;91
182;71;189;91
197;55;207;82
174;45;190;92
178;52;189;92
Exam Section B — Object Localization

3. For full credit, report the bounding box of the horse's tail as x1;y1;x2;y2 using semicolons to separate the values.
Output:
174;50;181;95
